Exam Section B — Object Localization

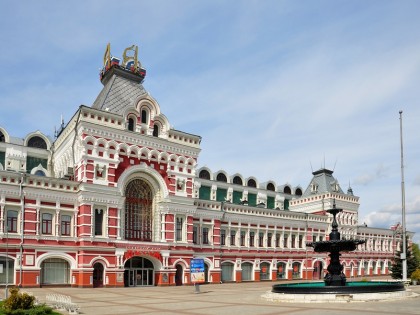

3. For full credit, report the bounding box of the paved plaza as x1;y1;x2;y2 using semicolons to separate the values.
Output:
20;281;420;315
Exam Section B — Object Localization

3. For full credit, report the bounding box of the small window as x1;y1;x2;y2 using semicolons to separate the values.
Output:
247;179;256;188
258;232;264;247
128;117;135;131
267;183;275;191
240;231;246;246
199;170;211;180
61;215;71;236
0;131;5;142
202;227;209;244
176;217;183;241
141;109;147;123
216;173;227;182
249;232;255;247
221;229;226;246
153;125;159;137
233;176;243;185
230;230;236;246
42;213;53;234
284;186;292;194
295;188;303;196
7;210;18;233
35;170;46;176
28;136;47;149
193;226;198;244
94;209;104;236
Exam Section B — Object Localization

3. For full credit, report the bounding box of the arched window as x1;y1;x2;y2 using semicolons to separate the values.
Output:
27;136;47;149
128;117;135;131
199;170;211;180
41;258;70;285
247;179;256;188
295;188;303;196
141;109;148;123
233;176;243;185
283;186;292;194
216;173;227;182
125;179;153;241
153;125;159;137
267;183;275;191
0;131;5;142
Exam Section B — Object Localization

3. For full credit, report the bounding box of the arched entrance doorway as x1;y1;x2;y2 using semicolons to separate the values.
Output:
40;258;70;285
124;257;155;287
260;262;270;280
93;262;104;288
204;263;209;283
221;262;234;282
0;256;14;285
175;264;183;286
276;262;286;279
241;262;253;281
313;261;323;280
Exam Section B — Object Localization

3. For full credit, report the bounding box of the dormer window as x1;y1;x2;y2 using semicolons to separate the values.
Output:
28;136;47;149
0;131;5;142
311;182;318;193
128;117;135;131
141;109;148;123
153;125;159;137
331;181;340;192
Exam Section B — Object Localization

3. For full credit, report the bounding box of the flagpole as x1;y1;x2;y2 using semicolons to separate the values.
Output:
399;110;407;281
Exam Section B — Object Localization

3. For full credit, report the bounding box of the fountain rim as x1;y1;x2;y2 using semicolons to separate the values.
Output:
271;281;405;294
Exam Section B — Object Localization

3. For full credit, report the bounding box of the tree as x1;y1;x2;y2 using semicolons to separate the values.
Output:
411;243;420;264
390;244;419;279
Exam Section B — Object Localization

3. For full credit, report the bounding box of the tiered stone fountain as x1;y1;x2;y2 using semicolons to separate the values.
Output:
266;204;407;302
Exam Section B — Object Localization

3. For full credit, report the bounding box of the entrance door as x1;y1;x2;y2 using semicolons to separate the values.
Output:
313;261;323;280
175;264;183;286
124;257;155;287
93;263;104;288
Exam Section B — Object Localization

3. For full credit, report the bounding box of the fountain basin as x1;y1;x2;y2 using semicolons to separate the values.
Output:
272;281;405;294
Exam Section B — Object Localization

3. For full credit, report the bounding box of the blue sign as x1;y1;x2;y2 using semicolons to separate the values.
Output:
190;258;205;283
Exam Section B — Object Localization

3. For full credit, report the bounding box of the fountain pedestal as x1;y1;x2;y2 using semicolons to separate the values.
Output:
306;205;365;286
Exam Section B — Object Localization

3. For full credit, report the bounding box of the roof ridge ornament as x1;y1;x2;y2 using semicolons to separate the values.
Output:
100;43;146;84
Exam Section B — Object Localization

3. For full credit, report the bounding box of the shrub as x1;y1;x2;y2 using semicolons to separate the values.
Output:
411;269;420;281
2;288;35;312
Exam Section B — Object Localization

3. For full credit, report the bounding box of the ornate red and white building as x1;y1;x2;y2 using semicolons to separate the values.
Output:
0;45;413;288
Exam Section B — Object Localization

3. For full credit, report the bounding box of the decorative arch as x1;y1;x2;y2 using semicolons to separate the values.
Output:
198;167;212;180
89;257;110;268
246;177;258;188
231;174;244;186
0;127;10;142
30;163;49;176
215;171;228;183
36;252;77;269
24;131;51;150
117;164;169;199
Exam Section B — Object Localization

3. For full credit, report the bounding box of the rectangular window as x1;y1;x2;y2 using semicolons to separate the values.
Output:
284;234;288;248
7;210;18;233
202;227;209;245
240;231;245;246
248;193;257;206
267;233;272;247
199;186;211;200
193;226;198;244
267;196;275;209
230;230;236;245
61;215;71;236
275;233;280;247
258;232;264;247
216;188;227;202
42;213;53;235
221;229;226;245
250;231;255;247
299;235;303;248
292;235;296;248
176;217;183;241
232;191;242;204
94;209;104;236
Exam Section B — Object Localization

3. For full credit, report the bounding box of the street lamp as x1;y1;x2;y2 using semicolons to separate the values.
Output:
399;111;407;281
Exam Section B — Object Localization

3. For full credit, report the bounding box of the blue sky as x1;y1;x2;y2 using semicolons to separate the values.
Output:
1;1;420;242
